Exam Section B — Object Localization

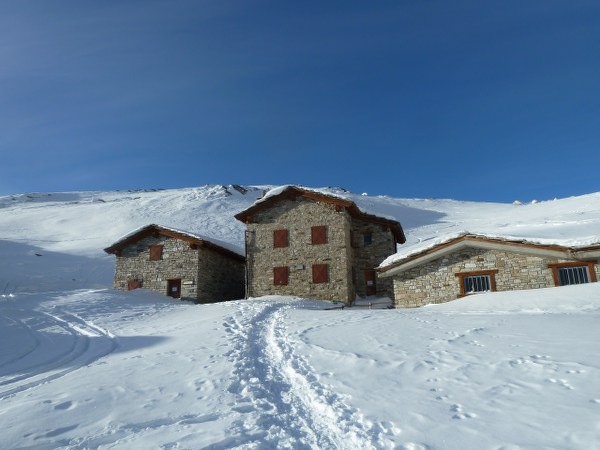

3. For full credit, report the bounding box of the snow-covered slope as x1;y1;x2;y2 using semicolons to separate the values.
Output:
1;185;600;449
0;185;266;257
2;184;599;293
0;185;267;293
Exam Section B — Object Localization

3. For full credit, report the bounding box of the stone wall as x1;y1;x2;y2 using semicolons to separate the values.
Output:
245;197;354;302
196;247;245;302
351;218;396;299
391;247;590;308
114;235;199;300
113;235;244;302
244;196;400;303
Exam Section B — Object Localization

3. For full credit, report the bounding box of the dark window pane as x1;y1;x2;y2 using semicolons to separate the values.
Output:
558;266;589;286
463;275;491;293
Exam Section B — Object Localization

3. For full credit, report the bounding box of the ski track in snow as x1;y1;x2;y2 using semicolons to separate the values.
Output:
0;306;118;399
223;300;397;450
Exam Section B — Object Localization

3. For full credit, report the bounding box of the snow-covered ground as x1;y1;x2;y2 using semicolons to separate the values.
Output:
1;185;600;449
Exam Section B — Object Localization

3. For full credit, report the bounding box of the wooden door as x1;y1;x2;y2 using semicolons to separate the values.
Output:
364;270;377;296
127;279;142;291
167;279;182;299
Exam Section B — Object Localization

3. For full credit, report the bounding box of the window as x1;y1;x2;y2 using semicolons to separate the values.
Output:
548;262;596;286
127;279;142;290
312;264;329;283
363;232;373;246
364;270;377;296
149;245;163;261
311;226;327;245
456;270;498;296
167;279;182;299
558;266;589;285
463;275;491;293
273;229;289;248
274;266;289;285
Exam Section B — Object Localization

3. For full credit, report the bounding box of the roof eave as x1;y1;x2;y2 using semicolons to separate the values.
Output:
573;248;600;260
379;235;583;278
104;224;245;261
235;186;354;224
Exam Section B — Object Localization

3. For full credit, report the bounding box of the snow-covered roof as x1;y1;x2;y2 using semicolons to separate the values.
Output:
257;185;349;204
243;185;402;220
378;231;600;276
235;185;406;243
104;224;245;258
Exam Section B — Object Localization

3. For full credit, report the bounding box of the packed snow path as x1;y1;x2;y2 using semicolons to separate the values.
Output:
223;298;398;449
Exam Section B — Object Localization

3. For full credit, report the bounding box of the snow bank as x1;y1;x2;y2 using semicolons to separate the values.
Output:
425;282;600;313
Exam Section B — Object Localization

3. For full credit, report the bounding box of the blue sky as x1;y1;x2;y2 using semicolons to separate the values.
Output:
1;1;598;202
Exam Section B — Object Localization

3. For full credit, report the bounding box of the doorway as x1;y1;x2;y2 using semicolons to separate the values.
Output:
364;270;377;296
167;279;182;299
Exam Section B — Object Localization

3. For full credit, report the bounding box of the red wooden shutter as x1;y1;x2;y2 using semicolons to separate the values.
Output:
149;245;163;261
312;264;329;283
311;226;327;245
273;266;289;285
273;229;289;248
127;279;142;290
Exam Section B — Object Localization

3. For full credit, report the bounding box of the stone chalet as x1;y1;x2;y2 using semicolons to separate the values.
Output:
104;224;245;303
378;233;600;308
234;186;406;304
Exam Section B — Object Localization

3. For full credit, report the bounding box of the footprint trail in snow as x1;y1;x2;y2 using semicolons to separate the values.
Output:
223;298;397;449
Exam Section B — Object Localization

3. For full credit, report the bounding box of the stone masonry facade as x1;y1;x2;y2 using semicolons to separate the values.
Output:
113;235;244;302
351;217;396;299
245;196;396;303
196;245;245;302
392;247;600;308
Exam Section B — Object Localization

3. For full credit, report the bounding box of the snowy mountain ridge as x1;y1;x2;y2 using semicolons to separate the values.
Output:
2;184;599;252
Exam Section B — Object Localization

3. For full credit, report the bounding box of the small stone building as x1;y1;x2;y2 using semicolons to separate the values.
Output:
378;233;600;308
234;186;406;303
104;224;245;302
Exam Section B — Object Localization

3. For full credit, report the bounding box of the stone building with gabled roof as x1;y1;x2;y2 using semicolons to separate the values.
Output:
234;186;406;303
104;224;245;302
378;232;600;308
